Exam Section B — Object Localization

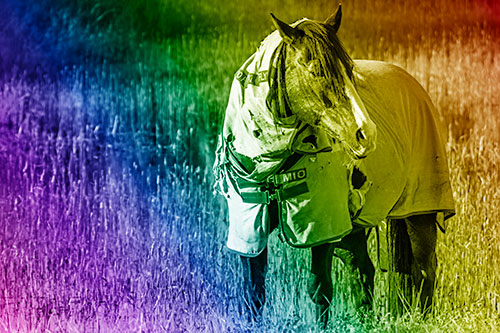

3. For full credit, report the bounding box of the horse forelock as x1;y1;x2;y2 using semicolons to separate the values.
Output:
293;20;354;96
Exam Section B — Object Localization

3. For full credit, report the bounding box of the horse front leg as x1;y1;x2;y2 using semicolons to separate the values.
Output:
240;248;268;321
309;242;335;328
335;228;375;311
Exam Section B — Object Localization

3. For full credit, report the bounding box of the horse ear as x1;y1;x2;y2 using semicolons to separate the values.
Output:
324;3;342;32
270;13;301;44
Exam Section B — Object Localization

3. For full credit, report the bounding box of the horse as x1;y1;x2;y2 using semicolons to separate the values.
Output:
214;4;455;328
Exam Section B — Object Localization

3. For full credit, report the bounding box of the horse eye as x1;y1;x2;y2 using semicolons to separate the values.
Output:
308;61;323;77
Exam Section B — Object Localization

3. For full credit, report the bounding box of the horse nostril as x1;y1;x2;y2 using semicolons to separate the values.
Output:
356;129;366;142
322;93;332;108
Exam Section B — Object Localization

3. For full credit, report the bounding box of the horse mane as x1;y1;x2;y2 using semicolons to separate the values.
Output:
269;19;355;121
295;20;354;96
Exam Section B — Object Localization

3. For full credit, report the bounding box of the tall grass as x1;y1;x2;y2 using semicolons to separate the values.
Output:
0;0;499;331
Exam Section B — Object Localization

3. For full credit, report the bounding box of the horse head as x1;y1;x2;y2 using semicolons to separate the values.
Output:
271;5;376;159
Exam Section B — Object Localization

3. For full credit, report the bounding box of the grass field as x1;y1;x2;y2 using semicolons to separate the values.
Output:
0;0;499;331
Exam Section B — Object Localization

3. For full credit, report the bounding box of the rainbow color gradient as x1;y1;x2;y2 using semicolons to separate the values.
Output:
0;0;499;331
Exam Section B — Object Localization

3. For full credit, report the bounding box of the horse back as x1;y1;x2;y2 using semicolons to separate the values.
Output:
351;60;455;226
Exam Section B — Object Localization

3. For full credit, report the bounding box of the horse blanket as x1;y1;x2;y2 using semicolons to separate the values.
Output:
352;60;455;227
215;31;455;256
215;30;355;256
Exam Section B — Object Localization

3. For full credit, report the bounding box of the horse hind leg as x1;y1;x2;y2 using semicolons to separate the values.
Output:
405;213;437;313
309;243;335;328
387;218;413;314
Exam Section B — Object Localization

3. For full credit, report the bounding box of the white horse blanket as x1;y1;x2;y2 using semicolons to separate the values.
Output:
352;60;455;226
216;33;455;256
216;31;355;256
